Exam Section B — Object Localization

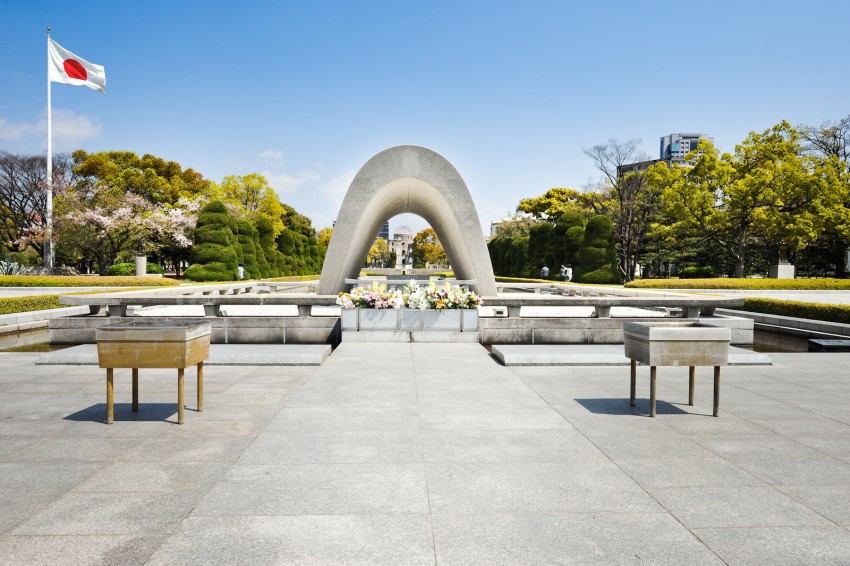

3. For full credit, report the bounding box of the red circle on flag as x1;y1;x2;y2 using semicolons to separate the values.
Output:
63;59;87;81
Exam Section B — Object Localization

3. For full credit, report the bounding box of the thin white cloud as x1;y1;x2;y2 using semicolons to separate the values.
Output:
0;117;35;141
0;110;101;151
259;149;284;162
263;169;322;194
45;109;102;151
319;169;356;210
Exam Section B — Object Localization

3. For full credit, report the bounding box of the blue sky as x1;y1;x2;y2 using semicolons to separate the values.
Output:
2;0;848;235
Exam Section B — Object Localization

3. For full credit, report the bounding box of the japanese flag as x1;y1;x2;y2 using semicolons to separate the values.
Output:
48;37;106;94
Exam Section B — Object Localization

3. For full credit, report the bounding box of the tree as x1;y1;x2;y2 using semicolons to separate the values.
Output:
0;151;73;254
281;203;316;237
583;139;661;282
799;115;850;276
72;150;210;206
412;228;447;267
184;201;239;281
50;184;156;275
517;187;600;222
648;122;841;277
491;212;540;239
317;227;333;250
366;238;389;267
147;196;202;277
219;173;285;236
801;115;850;167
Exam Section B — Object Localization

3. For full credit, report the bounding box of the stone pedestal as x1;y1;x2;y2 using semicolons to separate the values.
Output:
768;263;795;279
135;255;147;277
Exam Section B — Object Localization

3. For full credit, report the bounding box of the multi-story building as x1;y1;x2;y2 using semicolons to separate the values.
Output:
659;133;714;165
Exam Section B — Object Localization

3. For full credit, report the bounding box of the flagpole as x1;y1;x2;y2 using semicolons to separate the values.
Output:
45;27;54;269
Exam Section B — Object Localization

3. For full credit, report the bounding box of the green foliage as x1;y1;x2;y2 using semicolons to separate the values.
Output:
106;262;164;276
274;227;323;277
576;215;618;283
565;226;584;266
517;187;599;221
6;249;42;267
528;222;554;275
679;266;716;279
72;149;211;205
578;267;620;284
0;259;23;275
218;173;285;236
256;218;280;277
625;278;850;290
185;201;238;281
412;228;446;267
0;275;177;287
730;298;850;325
488;235;531;278
648;122;848;277
0;295;62;315
234;219;261;278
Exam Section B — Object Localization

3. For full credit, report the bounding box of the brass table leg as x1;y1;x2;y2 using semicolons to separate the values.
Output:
650;366;657;417
630;360;636;407
177;367;185;425
713;366;720;417
688;366;695;406
106;368;114;424
197;361;204;412
132;368;139;412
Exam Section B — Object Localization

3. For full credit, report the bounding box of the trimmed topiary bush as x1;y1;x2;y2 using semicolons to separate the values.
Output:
0;295;63;315
679;266;716;279
730;298;850;325
625;278;850;290
234;219;261;279
184;201;239;282
106;262;164;276
0;275;177;287
255;218;279;278
576;215;618;284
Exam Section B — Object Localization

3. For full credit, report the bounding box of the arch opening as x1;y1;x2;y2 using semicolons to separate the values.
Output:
319;146;497;296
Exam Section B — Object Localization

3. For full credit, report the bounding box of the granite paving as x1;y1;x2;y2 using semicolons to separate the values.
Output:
1;345;850;564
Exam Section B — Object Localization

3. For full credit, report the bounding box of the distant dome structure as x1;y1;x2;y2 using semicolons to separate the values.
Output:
394;225;414;240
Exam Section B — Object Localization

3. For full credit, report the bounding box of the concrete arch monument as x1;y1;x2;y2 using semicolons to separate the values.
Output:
319;145;497;296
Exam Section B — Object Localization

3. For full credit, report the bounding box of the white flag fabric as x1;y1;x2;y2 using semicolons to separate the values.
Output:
48;37;106;94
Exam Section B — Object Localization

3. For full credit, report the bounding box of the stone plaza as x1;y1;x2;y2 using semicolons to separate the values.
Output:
2;343;850;564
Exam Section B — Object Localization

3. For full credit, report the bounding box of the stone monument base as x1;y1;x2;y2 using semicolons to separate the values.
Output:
768;263;795;279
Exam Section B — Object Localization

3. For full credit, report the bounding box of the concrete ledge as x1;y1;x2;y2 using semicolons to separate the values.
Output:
491;344;772;366
717;308;850;339
37;344;332;366
49;315;340;345
342;330;480;343
0;319;48;336
0;305;90;327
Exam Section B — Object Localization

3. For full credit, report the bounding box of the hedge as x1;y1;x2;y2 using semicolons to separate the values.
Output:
0;275;178;287
731;298;850;325
625;278;850;290
679;266;715;279
0;295;63;315
106;262;164;276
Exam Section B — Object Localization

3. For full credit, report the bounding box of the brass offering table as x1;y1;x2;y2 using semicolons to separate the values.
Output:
623;321;731;417
95;321;211;424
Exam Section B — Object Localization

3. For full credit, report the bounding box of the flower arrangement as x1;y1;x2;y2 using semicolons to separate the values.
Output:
337;281;481;310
